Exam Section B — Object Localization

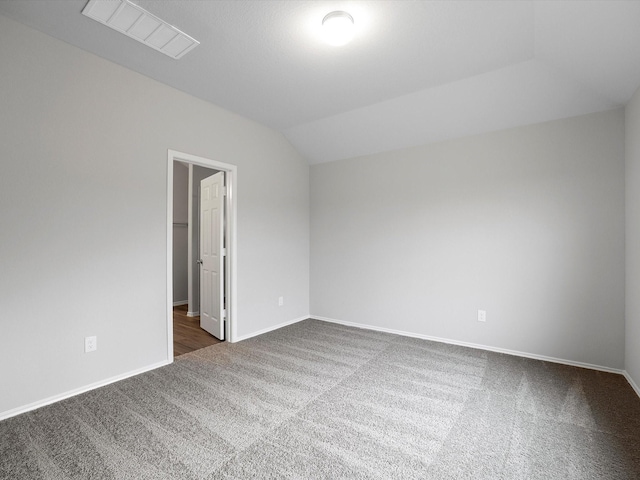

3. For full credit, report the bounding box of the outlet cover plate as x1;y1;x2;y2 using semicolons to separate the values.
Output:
85;336;97;353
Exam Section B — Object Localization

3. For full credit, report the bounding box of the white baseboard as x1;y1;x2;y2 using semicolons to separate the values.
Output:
624;371;640;398
186;311;199;317
0;359;171;421
4;318;635;422
312;315;625;375
173;300;188;306
233;315;309;343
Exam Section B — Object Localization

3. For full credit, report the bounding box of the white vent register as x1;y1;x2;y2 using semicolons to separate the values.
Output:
82;0;200;59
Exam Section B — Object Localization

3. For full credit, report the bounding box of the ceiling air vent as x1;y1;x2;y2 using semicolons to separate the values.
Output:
82;0;199;59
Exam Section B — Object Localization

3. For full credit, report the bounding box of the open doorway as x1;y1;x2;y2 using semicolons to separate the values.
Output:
172;162;223;355
167;150;237;360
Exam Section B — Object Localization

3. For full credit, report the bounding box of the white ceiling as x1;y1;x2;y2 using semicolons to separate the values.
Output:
1;0;639;164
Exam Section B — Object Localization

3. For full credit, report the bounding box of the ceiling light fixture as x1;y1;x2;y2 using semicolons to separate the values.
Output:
321;11;355;46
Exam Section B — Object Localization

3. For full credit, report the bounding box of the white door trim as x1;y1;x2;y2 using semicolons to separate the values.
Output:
167;149;238;360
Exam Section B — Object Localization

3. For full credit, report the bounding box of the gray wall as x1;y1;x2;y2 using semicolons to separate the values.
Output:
172;162;189;303
626;87;640;387
311;109;625;369
0;15;309;417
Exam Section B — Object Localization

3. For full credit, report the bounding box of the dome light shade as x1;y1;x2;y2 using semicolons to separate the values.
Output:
322;11;355;46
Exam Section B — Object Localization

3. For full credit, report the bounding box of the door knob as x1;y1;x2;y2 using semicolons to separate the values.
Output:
196;259;203;265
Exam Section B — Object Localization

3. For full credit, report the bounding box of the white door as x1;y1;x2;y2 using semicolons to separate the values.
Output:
199;172;225;340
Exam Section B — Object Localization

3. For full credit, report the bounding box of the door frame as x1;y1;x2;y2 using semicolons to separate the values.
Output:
167;149;237;359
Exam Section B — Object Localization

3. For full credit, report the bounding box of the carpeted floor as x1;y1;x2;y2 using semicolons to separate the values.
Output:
1;319;640;479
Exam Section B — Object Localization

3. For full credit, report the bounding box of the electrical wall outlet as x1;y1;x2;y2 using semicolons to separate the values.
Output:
477;310;487;322
278;296;284;307
85;336;97;353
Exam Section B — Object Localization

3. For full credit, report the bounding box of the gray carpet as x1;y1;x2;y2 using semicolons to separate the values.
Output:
2;319;640;479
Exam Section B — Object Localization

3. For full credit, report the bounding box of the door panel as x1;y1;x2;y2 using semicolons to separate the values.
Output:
199;172;224;340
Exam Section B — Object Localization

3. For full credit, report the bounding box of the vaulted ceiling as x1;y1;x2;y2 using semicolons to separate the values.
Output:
1;0;639;164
